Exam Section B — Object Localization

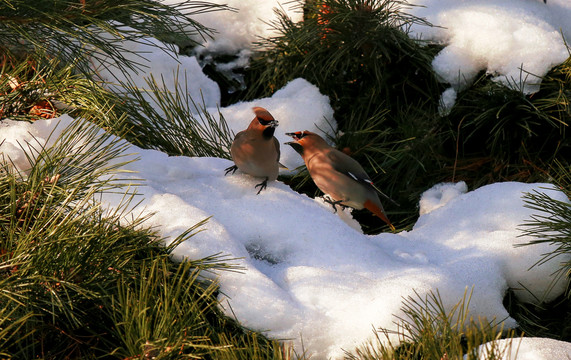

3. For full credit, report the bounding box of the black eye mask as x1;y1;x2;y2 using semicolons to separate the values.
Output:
258;117;273;126
285;131;308;141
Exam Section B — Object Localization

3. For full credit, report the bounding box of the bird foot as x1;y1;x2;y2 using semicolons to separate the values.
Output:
255;178;269;195
323;196;347;213
224;165;238;176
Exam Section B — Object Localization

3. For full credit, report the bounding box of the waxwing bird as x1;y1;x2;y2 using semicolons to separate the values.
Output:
224;107;281;194
285;130;395;231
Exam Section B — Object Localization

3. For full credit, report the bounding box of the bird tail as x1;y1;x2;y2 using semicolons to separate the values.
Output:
364;199;396;232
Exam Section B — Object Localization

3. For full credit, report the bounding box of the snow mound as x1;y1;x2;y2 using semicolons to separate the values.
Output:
408;0;571;94
472;337;571;360
182;0;304;54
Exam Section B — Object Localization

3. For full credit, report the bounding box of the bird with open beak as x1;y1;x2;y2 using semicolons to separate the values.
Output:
225;107;281;194
286;130;395;231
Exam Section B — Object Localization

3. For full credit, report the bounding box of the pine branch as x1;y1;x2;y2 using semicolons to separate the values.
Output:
0;0;228;78
0;1;297;358
115;72;235;158
0;116;246;357
519;189;571;279
348;288;516;360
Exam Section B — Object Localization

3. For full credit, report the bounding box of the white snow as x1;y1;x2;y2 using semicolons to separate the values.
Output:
438;87;458;116
173;0;571;97
92;35;221;110
1;116;569;358
407;0;571;94
176;0;303;55
2;0;571;358
471;337;571;360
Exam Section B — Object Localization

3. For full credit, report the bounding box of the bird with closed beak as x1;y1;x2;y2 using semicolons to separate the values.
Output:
225;107;281;194
285;130;395;231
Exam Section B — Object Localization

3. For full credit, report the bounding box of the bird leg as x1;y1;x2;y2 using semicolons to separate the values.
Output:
323;195;347;213
255;177;269;195
224;164;238;176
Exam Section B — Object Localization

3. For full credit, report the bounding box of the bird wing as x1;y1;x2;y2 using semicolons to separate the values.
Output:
327;150;374;188
328;149;400;207
273;137;281;162
273;137;288;169
232;129;248;143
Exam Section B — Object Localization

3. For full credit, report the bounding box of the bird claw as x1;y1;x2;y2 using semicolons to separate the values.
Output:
255;178;269;195
323;196;347;213
224;165;238;176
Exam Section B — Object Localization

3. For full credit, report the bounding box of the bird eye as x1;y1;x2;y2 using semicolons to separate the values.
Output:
258;117;272;126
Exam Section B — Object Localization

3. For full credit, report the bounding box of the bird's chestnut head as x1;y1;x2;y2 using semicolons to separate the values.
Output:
251;107;278;139
253;107;278;127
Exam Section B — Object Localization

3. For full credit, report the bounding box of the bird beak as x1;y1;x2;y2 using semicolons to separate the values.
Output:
285;132;300;140
269;120;279;128
284;132;298;145
285;140;304;155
